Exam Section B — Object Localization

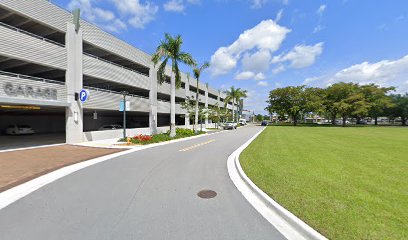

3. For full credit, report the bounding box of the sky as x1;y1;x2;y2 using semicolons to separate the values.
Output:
52;0;408;114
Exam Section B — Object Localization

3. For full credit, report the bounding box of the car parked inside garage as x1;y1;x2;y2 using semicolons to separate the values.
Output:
5;124;35;135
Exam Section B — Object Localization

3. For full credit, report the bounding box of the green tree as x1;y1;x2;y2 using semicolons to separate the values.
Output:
360;84;395;125
267;86;320;126
192;62;210;133
330;83;367;127
224;86;247;122
152;33;195;137
256;114;264;122
180;96;197;131
323;82;366;126
208;103;223;128
387;94;408;126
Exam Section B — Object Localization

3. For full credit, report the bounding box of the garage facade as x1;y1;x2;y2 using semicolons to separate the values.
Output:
0;0;233;147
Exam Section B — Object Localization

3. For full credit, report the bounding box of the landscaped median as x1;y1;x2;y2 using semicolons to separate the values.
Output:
118;128;205;145
240;126;408;239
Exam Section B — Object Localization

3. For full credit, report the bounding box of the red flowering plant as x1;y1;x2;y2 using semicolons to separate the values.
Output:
132;134;153;143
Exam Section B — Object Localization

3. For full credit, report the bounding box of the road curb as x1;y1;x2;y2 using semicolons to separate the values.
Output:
0;128;230;210
227;127;327;240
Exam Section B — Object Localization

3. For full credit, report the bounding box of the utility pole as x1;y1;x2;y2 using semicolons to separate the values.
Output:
121;91;129;139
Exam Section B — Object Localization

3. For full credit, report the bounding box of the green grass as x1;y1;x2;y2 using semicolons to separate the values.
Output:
240;126;408;239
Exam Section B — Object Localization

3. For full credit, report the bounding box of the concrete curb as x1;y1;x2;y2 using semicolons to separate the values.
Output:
0;128;229;210
227;127;327;240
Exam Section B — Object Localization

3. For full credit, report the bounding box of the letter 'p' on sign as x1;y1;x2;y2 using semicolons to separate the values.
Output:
79;89;89;103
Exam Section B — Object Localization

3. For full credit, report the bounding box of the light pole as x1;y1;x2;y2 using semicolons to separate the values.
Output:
121;91;129;139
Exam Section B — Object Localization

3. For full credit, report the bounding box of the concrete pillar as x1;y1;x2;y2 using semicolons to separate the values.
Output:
217;89;221;108
205;83;209;128
184;75;190;127
149;67;158;135
65;22;83;144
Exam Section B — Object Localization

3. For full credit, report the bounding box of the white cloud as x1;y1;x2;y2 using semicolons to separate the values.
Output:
257;81;268;86
251;0;268;8
164;0;185;12
235;71;265;80
210;47;239;76
163;0;200;13
254;72;266;80
242;49;272;73
303;54;408;93
272;42;324;68
317;4;326;15
313;25;324;33
68;0;158;31
235;71;256;80
210;19;291;76
272;65;286;74
112;0;158;29
68;0;127;32
275;9;284;22
244;89;269;114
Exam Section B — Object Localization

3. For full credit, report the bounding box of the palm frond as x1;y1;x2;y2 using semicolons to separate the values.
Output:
174;61;181;89
178;52;196;66
157;58;168;85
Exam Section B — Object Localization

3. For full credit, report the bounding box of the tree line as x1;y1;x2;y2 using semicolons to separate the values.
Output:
266;82;408;126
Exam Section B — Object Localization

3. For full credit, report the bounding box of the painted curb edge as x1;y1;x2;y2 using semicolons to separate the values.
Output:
227;127;328;240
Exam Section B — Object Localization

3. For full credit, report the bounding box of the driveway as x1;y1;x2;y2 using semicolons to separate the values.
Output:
0;133;65;150
0;145;124;192
0;125;285;240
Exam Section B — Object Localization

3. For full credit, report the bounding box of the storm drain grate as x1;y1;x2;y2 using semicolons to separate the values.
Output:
197;190;217;199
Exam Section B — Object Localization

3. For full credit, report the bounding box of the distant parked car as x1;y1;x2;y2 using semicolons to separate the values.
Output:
335;120;350;125
261;120;268;126
223;122;237;130
5;124;35;135
98;124;122;130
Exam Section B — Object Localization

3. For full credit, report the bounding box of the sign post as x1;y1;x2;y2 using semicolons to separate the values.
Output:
120;91;129;139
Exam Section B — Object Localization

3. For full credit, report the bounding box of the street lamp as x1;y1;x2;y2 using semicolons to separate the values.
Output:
121;91;129;139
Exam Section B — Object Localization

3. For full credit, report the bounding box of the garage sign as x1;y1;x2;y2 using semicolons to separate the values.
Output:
79;89;89;103
3;82;58;100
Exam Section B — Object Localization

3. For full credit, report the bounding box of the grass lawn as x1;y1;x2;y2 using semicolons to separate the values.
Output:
240;126;408;239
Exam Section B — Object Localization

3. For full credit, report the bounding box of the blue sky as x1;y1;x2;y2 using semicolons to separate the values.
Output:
53;0;408;114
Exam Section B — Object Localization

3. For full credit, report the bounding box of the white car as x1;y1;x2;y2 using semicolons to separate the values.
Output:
98;124;122;130
5;124;35;135
223;122;237;130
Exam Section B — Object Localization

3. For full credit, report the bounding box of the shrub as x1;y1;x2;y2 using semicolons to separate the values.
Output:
119;128;204;145
133;134;152;142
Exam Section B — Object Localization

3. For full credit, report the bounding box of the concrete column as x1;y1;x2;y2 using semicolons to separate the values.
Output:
217;90;221;108
205;83;209;128
149;67;158;135
184;76;190;127
65;22;83;144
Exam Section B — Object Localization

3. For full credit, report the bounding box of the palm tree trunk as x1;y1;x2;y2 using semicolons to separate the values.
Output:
232;100;235;122
195;79;199;133
170;65;176;137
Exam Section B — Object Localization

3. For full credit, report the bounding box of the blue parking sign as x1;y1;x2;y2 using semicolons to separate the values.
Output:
79;89;89;103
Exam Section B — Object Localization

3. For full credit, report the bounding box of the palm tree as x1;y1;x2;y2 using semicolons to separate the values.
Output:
224;86;247;122
152;33;195;137
192;62;210;133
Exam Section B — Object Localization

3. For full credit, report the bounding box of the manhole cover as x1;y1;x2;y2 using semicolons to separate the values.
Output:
197;190;217;199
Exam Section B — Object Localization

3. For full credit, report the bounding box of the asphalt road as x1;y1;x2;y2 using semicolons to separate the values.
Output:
0;125;285;240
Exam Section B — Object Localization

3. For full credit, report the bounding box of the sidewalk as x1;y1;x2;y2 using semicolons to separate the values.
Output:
0;145;123;192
